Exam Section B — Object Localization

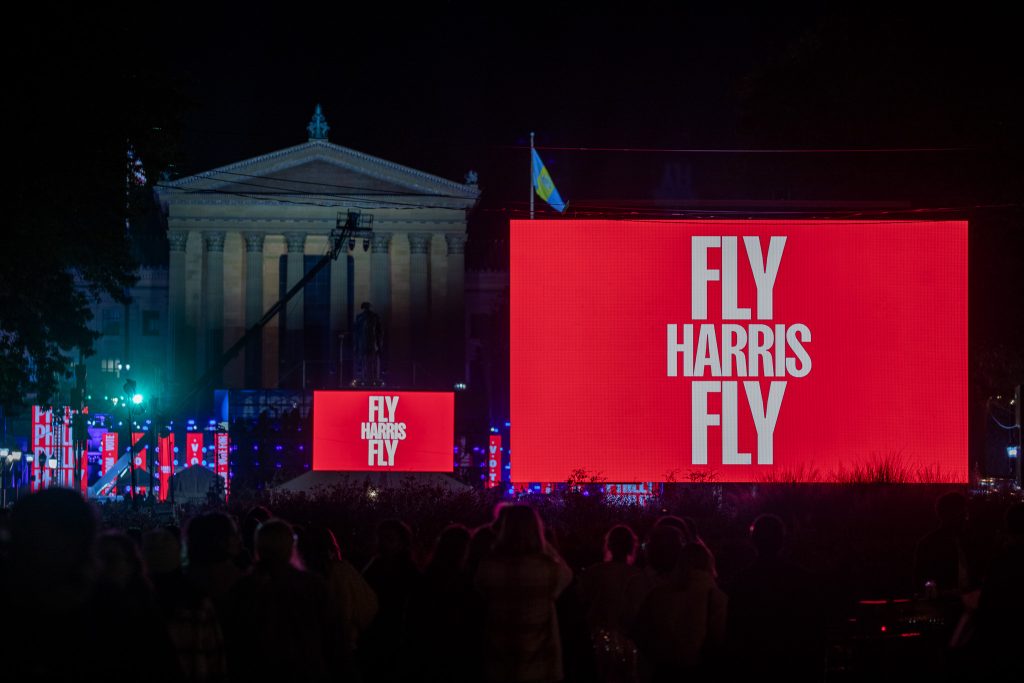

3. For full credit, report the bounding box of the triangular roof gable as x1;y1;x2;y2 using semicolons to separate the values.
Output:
161;140;479;202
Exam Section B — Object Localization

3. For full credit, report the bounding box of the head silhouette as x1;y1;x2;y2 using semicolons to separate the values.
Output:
493;504;546;557
186;511;241;566
255;519;297;567
605;524;638;563
376;519;413;559
10;489;96;592
655;515;695;543
935;492;967;529
429;524;471;573
645;525;684;575
750;514;786;559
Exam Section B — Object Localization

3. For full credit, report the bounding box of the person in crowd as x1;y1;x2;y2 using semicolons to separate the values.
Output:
462;523;497;678
467;523;497;575
223;518;341;681
579;524;643;683
724;513;818;681
96;529;152;600
914;491;968;595
1;489;180;679
654;515;693;542
409;524;476;681
184;512;244;610
297;524;379;652
476;504;573;683
633;542;727;682
143;528;227;682
361;519;421;681
623;523;685;629
239;504;271;568
972;502;1024;669
960;495;1002;590
655;514;718;577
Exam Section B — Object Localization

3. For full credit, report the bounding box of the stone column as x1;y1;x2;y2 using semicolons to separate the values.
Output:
244;232;265;388
203;231;226;385
370;233;392;382
168;230;189;389
329;246;351;387
445;232;467;383
408;232;432;376
370;232;392;323
283;231;307;387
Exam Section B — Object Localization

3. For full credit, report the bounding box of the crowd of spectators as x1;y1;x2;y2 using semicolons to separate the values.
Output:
0;487;1021;681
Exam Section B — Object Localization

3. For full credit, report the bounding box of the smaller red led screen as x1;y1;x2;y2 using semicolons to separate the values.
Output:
313;391;455;472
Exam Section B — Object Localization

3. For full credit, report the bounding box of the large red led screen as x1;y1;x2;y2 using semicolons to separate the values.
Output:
313;391;454;471
510;220;967;483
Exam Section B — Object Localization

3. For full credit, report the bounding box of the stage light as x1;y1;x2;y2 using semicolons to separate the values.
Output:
1009;446;1020;459
132;394;143;405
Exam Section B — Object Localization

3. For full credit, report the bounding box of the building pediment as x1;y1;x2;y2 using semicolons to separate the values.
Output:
156;140;479;211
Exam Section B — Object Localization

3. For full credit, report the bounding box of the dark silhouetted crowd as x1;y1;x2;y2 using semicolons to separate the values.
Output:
1;487;1021;682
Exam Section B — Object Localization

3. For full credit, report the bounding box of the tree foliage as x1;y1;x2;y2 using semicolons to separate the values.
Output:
2;9;184;410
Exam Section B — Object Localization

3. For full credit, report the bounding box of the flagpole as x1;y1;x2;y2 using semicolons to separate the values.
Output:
529;131;535;220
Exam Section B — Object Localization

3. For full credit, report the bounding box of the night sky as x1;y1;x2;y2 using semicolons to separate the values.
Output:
156;6;827;197
10;5;1023;374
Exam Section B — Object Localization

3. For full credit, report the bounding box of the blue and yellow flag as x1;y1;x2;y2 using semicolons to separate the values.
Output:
531;149;567;213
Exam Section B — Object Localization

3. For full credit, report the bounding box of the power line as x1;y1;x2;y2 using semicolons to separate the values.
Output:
187;169;467;197
155;183;475;211
516;145;976;154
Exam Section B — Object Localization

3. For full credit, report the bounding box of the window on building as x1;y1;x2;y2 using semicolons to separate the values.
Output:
102;308;122;336
101;359;121;373
142;310;160;336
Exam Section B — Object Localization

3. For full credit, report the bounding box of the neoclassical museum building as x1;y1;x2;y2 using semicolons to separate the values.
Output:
153;107;480;402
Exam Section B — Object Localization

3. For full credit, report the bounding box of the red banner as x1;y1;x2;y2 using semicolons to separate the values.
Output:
486;435;502;489
511;220;968;483
313;391;454;471
31;406;76;489
186;433;203;467
31;406;50;491
131;432;147;470
101;432;118;476
158;433;174;501
215;432;230;499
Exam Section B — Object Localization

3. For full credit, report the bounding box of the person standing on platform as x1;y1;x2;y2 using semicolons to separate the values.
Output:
353;302;384;387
